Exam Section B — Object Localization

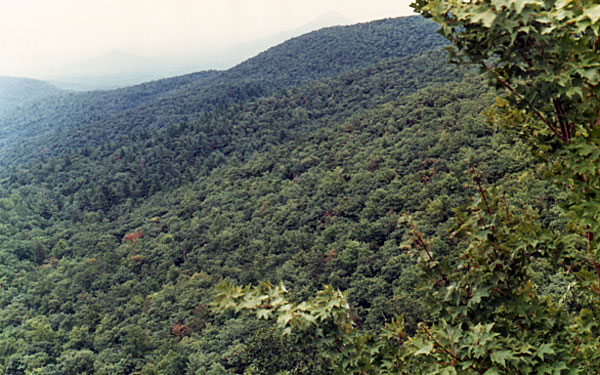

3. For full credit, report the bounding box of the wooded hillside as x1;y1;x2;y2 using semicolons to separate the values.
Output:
0;15;557;374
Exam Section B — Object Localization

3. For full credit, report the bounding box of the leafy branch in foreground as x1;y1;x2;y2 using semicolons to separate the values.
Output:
212;180;587;374
212;281;405;374
418;0;600;298
413;0;600;374
404;179;584;374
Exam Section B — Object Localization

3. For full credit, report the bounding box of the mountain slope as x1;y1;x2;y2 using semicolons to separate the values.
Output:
0;15;551;375
0;47;547;375
1;49;468;215
0;50;549;374
0;16;446;167
0;70;219;164
46;49;190;91
0;76;63;114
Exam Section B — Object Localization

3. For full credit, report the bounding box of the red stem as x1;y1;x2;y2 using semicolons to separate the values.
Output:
421;325;486;374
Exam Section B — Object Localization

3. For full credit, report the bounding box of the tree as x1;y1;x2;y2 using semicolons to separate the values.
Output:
404;1;600;373
215;1;600;374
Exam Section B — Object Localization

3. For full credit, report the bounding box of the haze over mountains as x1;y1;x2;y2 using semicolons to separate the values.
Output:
40;49;177;91
31;12;353;91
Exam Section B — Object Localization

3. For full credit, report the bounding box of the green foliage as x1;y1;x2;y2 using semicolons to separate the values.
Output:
0;17;445;167
0;71;529;372
214;1;600;374
0;16;467;373
0;12;571;374
401;184;580;374
409;0;600;372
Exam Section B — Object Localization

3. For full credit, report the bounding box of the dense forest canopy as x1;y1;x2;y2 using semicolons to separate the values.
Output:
0;17;444;167
216;1;600;374
1;10;592;375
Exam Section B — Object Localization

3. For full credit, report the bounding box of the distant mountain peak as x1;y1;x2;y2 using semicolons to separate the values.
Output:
91;49;151;66
104;48;126;55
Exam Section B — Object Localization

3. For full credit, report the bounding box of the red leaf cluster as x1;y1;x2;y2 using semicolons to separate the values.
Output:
123;230;143;243
171;322;190;338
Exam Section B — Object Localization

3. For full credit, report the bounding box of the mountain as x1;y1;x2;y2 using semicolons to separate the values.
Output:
0;16;446;167
0;15;549;374
185;11;355;69
42;13;354;91
44;49;184;91
0;76;63;113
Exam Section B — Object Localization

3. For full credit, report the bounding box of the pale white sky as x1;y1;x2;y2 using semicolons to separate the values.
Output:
0;0;415;78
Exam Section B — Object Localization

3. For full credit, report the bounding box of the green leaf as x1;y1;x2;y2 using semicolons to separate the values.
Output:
414;342;434;356
584;4;600;24
535;343;555;360
471;287;491;305
511;0;542;13
237;297;261;311
554;0;573;10
441;366;458;375
256;308;272;320
276;310;294;327
471;9;497;28
490;350;514;367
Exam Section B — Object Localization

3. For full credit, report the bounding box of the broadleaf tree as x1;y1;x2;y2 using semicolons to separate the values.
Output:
214;1;600;373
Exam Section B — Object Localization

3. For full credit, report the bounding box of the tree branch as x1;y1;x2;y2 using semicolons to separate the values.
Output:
410;224;449;285
553;98;570;143
502;193;510;222
481;62;564;141
421;325;486;374
473;174;492;216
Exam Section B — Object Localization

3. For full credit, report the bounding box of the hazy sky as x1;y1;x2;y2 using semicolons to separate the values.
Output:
0;0;415;78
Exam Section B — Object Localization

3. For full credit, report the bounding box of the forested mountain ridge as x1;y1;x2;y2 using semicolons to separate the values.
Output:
0;16;445;167
0;76;64;114
1;49;468;219
0;70;219;165
0;15;554;375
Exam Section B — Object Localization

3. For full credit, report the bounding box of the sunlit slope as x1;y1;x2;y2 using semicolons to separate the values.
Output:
0;16;545;374
1;49;465;217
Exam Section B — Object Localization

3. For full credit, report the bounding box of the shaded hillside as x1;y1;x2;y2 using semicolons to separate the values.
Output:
0;16;445;167
0;76;63;114
0;70;218;164
1;49;467;217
